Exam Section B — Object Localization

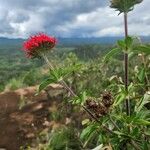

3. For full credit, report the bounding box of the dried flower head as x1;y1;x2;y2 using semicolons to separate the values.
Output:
110;0;143;14
23;33;57;58
85;92;113;119
102;91;113;107
85;99;108;118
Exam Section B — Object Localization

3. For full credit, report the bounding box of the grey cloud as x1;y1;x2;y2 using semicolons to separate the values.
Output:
7;11;30;23
56;0;150;37
0;0;149;38
0;0;108;37
0;20;13;34
3;0;48;10
37;0;108;26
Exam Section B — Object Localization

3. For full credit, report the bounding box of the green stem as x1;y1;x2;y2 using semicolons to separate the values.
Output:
108;114;121;131
41;53;54;70
130;140;141;150
42;54;115;135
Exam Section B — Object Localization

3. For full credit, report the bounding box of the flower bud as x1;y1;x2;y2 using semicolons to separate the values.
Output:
110;0;143;14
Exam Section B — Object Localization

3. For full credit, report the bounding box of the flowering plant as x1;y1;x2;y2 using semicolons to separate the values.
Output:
23;33;56;58
22;0;150;149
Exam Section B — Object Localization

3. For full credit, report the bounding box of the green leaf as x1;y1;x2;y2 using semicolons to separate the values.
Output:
110;0;143;14
82;119;90;125
113;93;126;106
80;124;99;141
113;86;127;106
128;52;136;60
49;69;60;80
125;36;133;48
70;96;80;105
133;45;150;54
80;91;87;104
38;77;56;93
71;91;87;105
133;118;150;126
131;127;139;137
137;68;145;83
52;64;82;80
103;48;121;62
135;92;150;112
143;141;149;150
136;110;150;121
117;40;126;49
113;131;125;136
117;37;133;51
92;144;103;150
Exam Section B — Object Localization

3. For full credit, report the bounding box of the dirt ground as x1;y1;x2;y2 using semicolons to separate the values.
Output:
0;85;63;150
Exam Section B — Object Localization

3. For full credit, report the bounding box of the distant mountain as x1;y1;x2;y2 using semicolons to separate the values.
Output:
58;36;150;46
0;36;149;46
58;37;119;46
0;37;24;46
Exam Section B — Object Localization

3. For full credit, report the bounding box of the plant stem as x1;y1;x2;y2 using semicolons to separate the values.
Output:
42;54;115;135
108;114;121;131
124;12;130;116
130;140;141;150
41;53;54;70
60;81;114;134
62;82;115;135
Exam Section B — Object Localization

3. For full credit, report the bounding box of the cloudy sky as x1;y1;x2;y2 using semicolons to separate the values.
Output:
0;0;149;38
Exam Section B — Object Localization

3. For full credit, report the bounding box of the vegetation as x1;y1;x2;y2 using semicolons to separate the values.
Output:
0;44;43;91
0;0;150;150
0;43;110;92
35;0;150;149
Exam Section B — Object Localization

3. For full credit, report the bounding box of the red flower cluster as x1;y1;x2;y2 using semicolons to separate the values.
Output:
23;33;57;58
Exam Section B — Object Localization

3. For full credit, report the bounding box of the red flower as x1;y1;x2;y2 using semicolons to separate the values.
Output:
23;33;57;58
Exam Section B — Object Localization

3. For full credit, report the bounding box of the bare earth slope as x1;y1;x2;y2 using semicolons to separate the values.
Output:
0;85;63;150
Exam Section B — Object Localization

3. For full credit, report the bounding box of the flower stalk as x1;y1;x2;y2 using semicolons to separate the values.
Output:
124;12;130;116
41;54;115;135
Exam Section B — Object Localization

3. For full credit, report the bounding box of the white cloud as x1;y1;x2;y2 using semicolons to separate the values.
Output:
0;0;149;38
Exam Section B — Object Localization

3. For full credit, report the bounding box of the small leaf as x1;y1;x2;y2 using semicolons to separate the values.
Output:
143;141;149;150
135;92;150;112
131;127;139;136
133;45;150;54
134;118;150;126
113;131;126;136
70;96;81;105
137;68;145;83
117;40;126;49
103;48;121;62
113;86;127;106
125;36;133;48
113;93;126;106
128;52;136;60
82;119;90;125
53;64;82;80
110;0;143;14
38;77;56;93
92;144;103;150
80;124;99;141
80;91;87;104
